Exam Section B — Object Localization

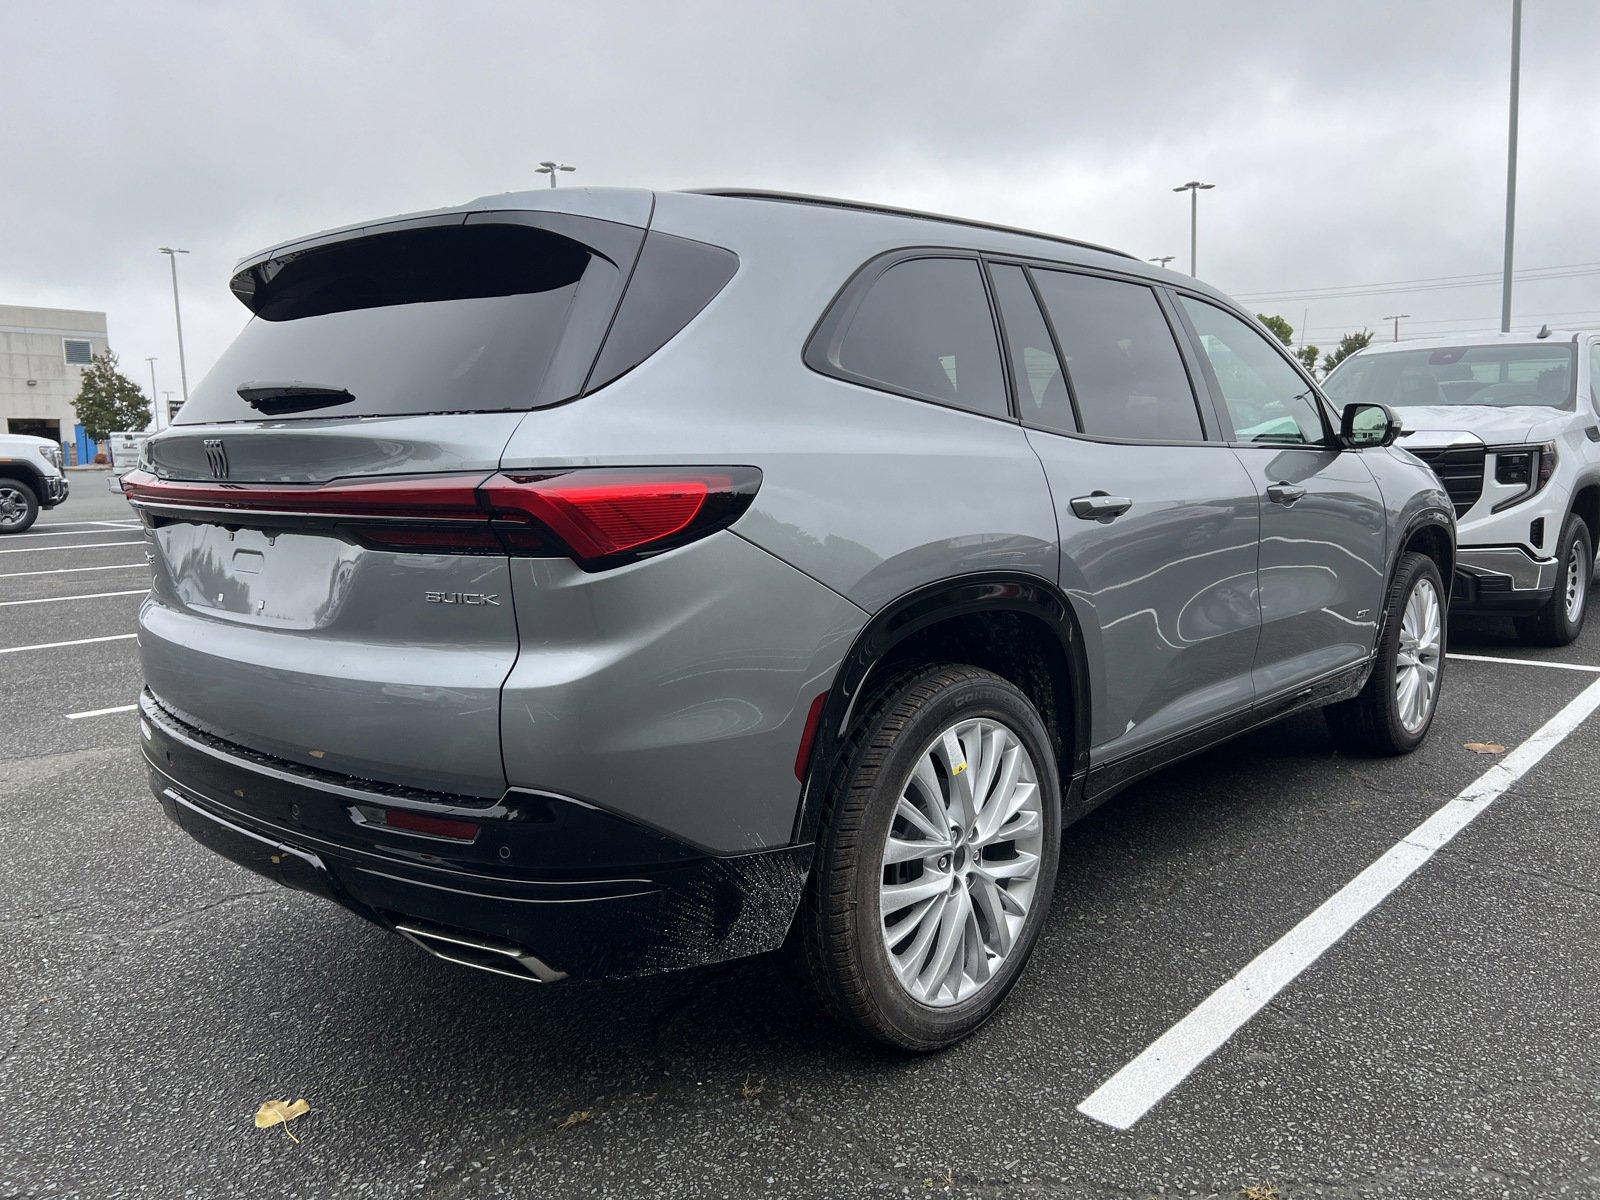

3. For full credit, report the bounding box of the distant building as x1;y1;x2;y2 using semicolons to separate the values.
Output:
1;304;112;463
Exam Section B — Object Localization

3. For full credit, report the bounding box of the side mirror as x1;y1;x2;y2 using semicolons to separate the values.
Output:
1340;401;1400;449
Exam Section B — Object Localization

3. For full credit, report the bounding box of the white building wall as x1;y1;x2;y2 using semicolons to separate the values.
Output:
0;305;112;444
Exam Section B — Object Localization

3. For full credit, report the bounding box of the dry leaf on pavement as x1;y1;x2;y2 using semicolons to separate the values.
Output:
254;1098;311;1143
1464;741;1507;754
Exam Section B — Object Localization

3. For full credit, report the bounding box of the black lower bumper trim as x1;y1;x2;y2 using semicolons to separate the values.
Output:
141;690;812;981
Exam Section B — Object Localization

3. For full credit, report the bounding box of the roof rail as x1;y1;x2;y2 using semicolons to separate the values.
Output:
688;189;1138;262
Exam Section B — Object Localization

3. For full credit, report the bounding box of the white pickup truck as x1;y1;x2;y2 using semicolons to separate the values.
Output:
0;431;70;533
1325;329;1600;645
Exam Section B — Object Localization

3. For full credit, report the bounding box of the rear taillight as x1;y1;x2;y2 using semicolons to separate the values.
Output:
121;466;760;570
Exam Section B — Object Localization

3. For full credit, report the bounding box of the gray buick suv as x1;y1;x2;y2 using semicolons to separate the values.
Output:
128;187;1453;1049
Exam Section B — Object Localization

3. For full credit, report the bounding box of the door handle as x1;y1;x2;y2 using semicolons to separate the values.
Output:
1266;481;1306;505
1070;493;1133;522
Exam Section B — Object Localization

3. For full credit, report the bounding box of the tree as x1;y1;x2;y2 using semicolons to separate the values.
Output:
1320;330;1374;377
73;350;151;444
1294;345;1321;377
1256;313;1294;346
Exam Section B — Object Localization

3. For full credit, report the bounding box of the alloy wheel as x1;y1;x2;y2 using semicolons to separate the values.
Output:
877;717;1044;1007
0;486;30;529
1394;576;1442;733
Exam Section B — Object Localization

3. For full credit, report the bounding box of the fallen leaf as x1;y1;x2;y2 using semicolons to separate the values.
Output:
254;1098;311;1143
740;1073;765;1100
1464;741;1507;755
557;1109;594;1131
1240;1185;1281;1200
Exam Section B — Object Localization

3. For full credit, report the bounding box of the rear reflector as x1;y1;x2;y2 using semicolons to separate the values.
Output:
354;803;480;842
121;466;760;570
795;690;829;782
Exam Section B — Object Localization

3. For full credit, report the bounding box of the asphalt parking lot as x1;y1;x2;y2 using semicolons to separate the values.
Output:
4;483;1600;1199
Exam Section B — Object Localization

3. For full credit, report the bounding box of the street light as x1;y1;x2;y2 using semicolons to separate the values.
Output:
1148;255;1176;269
157;247;190;407
1501;0;1522;333
1383;314;1412;342
1172;181;1215;276
536;161;576;188
145;357;160;431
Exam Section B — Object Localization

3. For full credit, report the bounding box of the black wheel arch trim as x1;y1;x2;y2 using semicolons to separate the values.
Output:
792;570;1093;844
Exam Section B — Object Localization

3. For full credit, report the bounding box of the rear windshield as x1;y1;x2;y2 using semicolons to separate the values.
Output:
1324;342;1576;410
177;219;636;424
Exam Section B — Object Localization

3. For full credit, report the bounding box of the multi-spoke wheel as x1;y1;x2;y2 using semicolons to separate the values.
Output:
1516;514;1592;647
879;718;1044;1007
0;481;39;534
1326;550;1447;755
795;663;1060;1051
1393;575;1442;734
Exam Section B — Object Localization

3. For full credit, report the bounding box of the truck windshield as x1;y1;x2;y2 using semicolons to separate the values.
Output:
1323;342;1575;410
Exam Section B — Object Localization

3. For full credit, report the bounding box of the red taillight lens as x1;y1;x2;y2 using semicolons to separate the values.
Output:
354;803;481;842
122;466;760;569
482;467;761;569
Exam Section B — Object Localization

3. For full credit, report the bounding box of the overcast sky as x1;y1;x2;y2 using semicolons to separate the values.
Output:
4;0;1598;408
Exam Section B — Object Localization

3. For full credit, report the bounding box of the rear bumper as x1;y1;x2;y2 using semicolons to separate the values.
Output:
1451;545;1559;613
140;690;811;982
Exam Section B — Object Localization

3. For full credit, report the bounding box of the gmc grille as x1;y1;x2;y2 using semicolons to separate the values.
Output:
1408;445;1485;518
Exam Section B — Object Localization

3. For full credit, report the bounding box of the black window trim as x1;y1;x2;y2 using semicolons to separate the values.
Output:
983;259;1081;435
989;254;1225;447
803;247;1019;423
1164;284;1341;450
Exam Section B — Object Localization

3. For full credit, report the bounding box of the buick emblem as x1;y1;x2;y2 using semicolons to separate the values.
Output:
203;438;229;479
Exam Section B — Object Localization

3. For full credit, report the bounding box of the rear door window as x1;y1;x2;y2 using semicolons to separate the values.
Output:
1031;269;1204;441
989;263;1074;434
178;215;643;424
824;257;1007;418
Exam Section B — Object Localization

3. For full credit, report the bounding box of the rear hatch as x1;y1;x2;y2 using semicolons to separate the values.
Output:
133;200;652;798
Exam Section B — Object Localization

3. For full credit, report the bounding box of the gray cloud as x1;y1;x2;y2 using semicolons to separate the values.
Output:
4;0;1597;394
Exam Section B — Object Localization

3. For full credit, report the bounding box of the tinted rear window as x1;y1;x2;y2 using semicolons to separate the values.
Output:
179;219;639;423
1032;270;1203;441
827;257;1007;418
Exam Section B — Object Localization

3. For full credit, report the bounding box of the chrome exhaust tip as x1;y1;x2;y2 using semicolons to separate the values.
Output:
393;919;567;984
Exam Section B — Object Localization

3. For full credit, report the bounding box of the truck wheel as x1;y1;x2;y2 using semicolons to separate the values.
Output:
1326;551;1446;755
1515;514;1591;647
794;663;1060;1051
0;480;39;534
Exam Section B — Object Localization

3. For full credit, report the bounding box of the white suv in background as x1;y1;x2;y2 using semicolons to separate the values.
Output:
1325;330;1600;644
0;431;69;533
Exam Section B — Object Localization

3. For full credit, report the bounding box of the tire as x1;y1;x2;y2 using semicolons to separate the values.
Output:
0;479;39;534
794;663;1061;1051
1325;551;1446;756
1514;514;1591;647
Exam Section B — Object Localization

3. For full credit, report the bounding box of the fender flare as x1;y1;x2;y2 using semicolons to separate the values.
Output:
0;457;49;495
792;570;1093;844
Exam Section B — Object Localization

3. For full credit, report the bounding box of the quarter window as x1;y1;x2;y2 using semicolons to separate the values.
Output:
988;264;1073;433
1179;297;1327;445
833;257;1007;417
1031;270;1202;440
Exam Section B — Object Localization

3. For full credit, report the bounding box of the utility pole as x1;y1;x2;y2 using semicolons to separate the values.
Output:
535;161;576;188
1383;314;1412;342
1148;255;1176;269
1501;0;1522;333
1172;181;1215;276
145;357;160;431
157;248;190;405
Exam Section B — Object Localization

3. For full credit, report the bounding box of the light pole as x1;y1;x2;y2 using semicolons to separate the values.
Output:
1148;255;1176;269
157;248;190;406
1172;181;1214;276
1501;0;1522;333
1383;314;1412;342
145;357;160;431
535;161;575;188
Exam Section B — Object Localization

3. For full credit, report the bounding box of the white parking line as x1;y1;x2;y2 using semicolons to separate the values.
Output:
4;526;134;539
0;538;143;555
1077;673;1600;1131
0;588;147;607
0;561;148;579
0;633;137;656
1446;651;1600;674
65;703;137;720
